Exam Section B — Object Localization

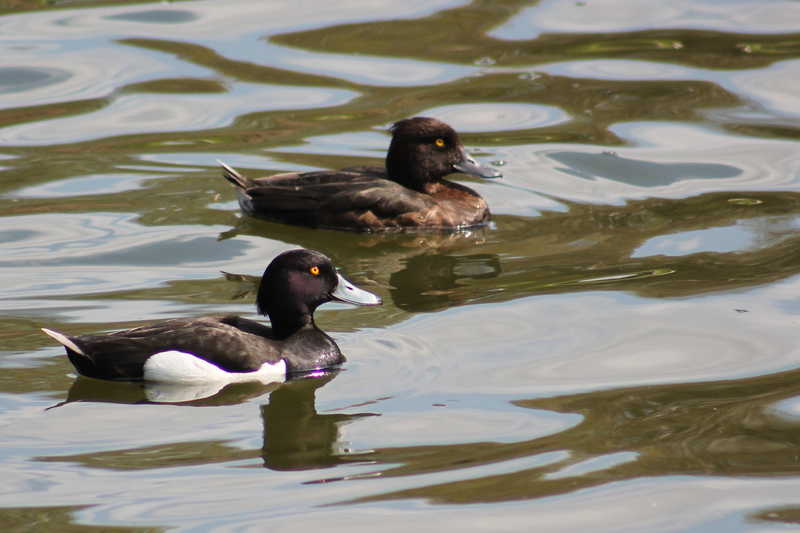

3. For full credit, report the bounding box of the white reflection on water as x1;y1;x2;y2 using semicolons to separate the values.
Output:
490;0;800;40
485;122;800;213
11;174;149;198
632;216;800;258
528;58;800;132
421;103;571;132
0;66;71;95
5;298;248;326
0;0;470;103
3;1;800;530
544;451;639;480
0;212;291;299
532;59;703;82
0;0;465;41
0;0;469;129
253;477;800;533
104;9;199;25
339;399;581;448
0;46;204;110
0;83;358;146
271;130;390;158
139;152;323;173
725;59;800;120
369;285;800;397
260;41;477;87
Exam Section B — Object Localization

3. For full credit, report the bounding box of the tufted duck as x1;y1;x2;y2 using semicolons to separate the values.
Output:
219;117;501;232
42;249;381;383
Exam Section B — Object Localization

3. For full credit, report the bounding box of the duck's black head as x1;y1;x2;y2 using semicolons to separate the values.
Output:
385;117;501;191
257;249;381;338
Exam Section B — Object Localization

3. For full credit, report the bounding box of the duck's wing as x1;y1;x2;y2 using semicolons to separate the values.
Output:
42;317;282;381
222;164;437;230
246;171;385;210
220;160;384;198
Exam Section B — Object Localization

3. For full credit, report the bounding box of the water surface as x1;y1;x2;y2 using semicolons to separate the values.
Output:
3;1;800;531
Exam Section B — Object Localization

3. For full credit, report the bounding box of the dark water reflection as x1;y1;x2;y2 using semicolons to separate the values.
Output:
41;373;374;473
346;367;800;505
39;363;800;514
260;375;376;471
4;0;800;531
221;188;800;314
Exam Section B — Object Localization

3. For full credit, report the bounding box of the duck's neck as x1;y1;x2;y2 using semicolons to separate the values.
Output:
267;310;314;340
386;151;431;192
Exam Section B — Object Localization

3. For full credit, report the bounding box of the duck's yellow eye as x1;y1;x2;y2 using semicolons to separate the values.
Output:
434;138;445;148
309;266;320;276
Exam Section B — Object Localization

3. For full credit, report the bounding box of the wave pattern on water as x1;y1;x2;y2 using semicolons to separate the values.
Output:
3;0;800;531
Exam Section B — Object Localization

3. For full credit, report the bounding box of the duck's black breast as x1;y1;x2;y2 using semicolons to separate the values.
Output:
240;167;488;232
278;327;344;375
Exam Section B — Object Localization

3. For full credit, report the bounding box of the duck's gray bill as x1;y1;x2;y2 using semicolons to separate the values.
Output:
332;273;382;306
454;151;502;179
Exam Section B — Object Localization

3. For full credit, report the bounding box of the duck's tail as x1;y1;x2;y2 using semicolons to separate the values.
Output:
42;328;102;378
41;328;85;355
218;160;254;190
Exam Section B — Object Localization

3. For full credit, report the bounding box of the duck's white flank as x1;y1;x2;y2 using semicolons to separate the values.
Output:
142;350;287;385
41;328;84;355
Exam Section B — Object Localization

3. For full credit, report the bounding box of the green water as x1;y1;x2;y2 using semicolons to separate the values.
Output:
3;0;800;531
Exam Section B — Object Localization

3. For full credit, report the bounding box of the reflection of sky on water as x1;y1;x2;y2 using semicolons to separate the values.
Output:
0;44;206;109
544;451;639;481
138;152;321;173
633;224;752;258
0;212;290;299
11;174;149;198
3;2;800;531
420;103;571;132
490;0;800;40
0;66;71;95
632;216;800;258
374;287;800;396
257;41;477;87
535;58;800;126
0;0;464;40
270;104;570;162
104;9;199;24
487;123;800;212
0;83;358;145
549;151;740;187
270;130;390;158
0;0;469;110
340;398;579;448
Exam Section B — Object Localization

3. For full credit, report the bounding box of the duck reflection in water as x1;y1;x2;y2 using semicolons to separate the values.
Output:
52;372;376;472
222;218;502;315
260;373;375;471
389;253;501;312
221;249;502;315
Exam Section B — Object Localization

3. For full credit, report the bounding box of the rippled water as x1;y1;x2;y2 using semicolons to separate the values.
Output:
4;0;800;531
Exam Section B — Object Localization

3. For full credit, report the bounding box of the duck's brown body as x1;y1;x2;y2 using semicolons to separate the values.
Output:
220;117;500;232
231;166;489;232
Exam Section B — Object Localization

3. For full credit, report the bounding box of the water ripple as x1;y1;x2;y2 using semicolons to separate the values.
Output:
10;174;149;198
0;46;199;110
421;103;571;132
0;83;357;146
492;123;800;211
490;0;800;40
0;66;71;95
